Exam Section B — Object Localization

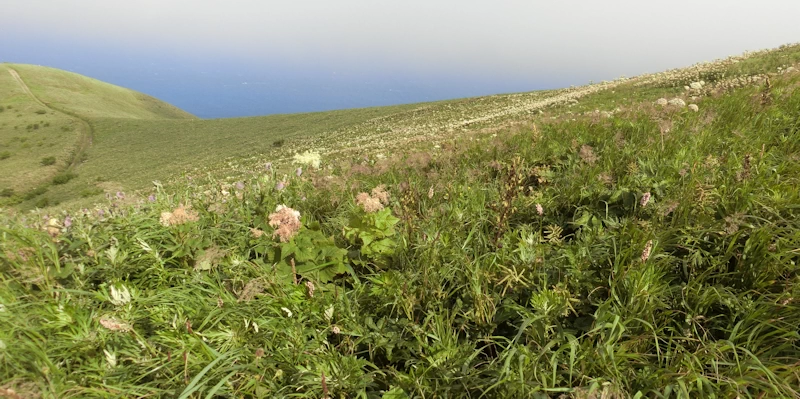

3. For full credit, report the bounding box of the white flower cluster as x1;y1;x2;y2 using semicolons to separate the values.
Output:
293;150;322;169
109;284;132;306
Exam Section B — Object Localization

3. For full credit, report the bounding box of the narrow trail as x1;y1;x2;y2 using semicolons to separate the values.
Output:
8;69;48;108
8;68;93;171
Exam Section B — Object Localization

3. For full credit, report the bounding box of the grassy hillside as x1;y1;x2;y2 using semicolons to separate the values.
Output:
63;88;575;200
5;44;800;212
0;63;196;209
1;44;800;398
1;63;602;210
0;65;82;197
7;64;195;120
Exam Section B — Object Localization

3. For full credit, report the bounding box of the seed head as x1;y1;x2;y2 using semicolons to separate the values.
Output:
356;192;383;213
160;204;199;227
641;240;653;262
250;228;265;238
640;192;652;207
305;280;315;298
99;317;131;332
371;185;390;205
356;185;391;213
579;145;598;165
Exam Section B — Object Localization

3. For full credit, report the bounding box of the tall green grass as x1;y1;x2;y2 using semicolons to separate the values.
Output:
2;60;800;398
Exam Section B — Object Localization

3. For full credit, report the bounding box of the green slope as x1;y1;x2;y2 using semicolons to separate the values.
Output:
5;64;195;120
0;65;82;196
0;63;196;208
3;43;800;211
2;62;580;209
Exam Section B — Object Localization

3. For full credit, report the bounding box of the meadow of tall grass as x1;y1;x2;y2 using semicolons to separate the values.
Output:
2;46;800;398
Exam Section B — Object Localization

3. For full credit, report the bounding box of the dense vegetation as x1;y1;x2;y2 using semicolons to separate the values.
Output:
2;45;800;398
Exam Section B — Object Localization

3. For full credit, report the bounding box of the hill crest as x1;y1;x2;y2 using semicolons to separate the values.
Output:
2;63;195;120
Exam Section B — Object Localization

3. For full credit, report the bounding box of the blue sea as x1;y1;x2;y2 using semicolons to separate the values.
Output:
3;40;564;119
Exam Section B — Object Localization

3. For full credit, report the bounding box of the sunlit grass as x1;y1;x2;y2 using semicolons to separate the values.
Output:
2;44;800;398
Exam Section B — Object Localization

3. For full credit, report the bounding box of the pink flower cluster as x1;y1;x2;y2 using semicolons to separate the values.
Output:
268;205;302;242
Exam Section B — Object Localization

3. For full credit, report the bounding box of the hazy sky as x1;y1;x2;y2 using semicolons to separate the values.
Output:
3;1;800;118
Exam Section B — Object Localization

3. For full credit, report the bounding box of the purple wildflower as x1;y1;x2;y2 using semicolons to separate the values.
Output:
148;194;156;202
295;167;303;177
265;162;273;171
275;181;286;191
116;191;125;200
236;181;245;190
63;216;72;228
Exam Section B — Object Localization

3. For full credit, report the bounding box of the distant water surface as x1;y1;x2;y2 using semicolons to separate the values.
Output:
4;40;562;119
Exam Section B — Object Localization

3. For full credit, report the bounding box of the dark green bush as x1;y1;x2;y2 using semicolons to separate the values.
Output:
0;188;13;197
35;109;47;115
40;156;56;166
52;172;77;185
80;187;103;198
0;151;11;160
34;197;50;208
272;138;285;147
23;186;47;200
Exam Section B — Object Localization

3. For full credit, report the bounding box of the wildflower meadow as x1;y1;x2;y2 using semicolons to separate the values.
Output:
2;44;800;398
